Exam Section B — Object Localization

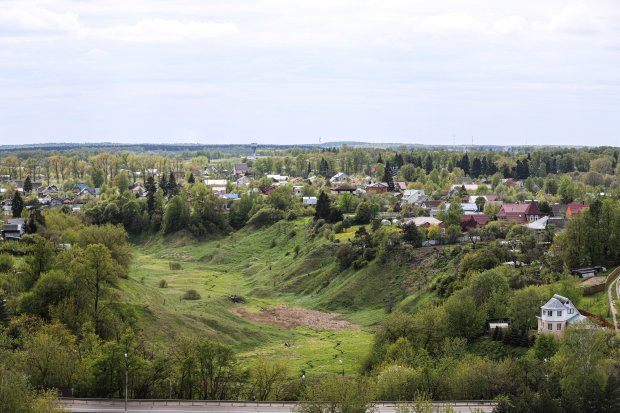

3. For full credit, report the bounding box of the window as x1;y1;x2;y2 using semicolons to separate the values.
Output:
557;323;562;331
568;308;574;314
547;323;552;330
557;311;562;317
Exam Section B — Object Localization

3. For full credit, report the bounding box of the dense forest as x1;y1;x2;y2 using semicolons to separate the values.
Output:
1;144;619;412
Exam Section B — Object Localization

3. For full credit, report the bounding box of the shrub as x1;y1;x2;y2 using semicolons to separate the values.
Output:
247;207;286;228
169;262;182;270
270;238;277;248
0;254;14;272
182;289;201;300
159;279;168;288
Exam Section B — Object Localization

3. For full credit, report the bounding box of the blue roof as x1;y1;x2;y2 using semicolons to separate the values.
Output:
222;194;239;199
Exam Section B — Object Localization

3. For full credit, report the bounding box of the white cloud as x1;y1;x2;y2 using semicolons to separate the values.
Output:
92;19;239;43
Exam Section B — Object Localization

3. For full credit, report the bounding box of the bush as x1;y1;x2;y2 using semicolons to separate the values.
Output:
169;262;182;270
247;207;286;228
182;289;201;300
270;238;277;248
159;279;168;288
0;254;14;272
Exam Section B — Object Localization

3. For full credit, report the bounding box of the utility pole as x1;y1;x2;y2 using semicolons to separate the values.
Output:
124;352;128;413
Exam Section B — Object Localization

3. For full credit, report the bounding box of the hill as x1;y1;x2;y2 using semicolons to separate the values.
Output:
118;218;460;375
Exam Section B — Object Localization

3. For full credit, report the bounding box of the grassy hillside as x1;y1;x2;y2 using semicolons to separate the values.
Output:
118;218;460;375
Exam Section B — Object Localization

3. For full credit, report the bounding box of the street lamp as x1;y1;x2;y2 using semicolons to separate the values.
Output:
339;359;344;383
124;352;128;413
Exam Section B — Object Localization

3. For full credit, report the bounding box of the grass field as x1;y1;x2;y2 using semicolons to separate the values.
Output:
119;219;376;375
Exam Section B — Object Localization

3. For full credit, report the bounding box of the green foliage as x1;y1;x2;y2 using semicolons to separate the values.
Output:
0;254;14;273
182;289;201;300
247;207;286;228
158;279;168;288
162;195;191;235
296;375;376;413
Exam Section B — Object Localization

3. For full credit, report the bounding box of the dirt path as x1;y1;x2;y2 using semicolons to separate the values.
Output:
233;306;358;331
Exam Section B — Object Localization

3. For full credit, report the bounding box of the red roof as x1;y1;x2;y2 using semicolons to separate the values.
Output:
497;202;543;223
566;203;589;215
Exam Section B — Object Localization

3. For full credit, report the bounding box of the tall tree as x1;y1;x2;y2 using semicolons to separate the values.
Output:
11;191;24;218
23;176;33;194
383;161;395;191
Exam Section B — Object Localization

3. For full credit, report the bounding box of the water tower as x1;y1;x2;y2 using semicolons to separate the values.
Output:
251;142;258;159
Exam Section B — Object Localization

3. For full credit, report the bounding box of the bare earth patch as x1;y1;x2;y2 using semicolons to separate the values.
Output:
580;276;607;287
233;306;358;331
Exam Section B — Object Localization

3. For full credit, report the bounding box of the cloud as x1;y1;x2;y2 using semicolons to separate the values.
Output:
92;19;239;42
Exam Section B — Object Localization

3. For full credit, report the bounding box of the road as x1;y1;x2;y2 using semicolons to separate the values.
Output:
61;400;496;413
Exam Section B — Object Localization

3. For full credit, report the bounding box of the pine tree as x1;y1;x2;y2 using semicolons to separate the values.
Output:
315;191;331;220
187;172;195;184
11;191;24;218
471;158;482;178
167;172;178;197
424;155;434;174
377;154;383;164
318;158;329;177
23;176;33;193
159;174;168;196
460;153;470;175
147;176;156;216
383;161;395;191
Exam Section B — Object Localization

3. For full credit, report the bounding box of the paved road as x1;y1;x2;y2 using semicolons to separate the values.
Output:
61;400;496;413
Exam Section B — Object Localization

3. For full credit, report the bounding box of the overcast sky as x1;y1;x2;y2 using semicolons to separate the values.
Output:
1;0;619;146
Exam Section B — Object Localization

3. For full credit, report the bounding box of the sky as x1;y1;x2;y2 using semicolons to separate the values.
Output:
1;0;619;147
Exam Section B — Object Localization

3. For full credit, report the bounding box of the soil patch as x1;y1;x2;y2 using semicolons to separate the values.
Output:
580;276;607;287
233;306;358;331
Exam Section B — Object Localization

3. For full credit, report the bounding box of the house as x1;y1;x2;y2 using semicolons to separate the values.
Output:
551;203;567;217
497;202;543;223
2;203;11;216
394;181;407;191
331;184;356;195
404;216;445;231
234;176;253;186
537;294;588;335
2;218;25;239
72;183;90;194
420;200;443;210
204;179;227;187
266;174;289;183
566;203;589;217
525;216;549;230
233;163;249;176
461;214;489;231
292;186;304;196
366;182;389;194
330;172;349;183
303;196;318;205
467;194;498;204
402;189;428;206
450;184;479;193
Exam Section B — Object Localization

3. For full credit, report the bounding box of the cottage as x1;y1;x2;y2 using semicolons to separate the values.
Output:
402;189;428;206
366;182;389;194
331;184;356;195
461;214;489;231
233;163;249;176
404;216;445;231
537;294;587;335
1;218;25;239
303;196;317;205
566;203;589;217
330;172;349;183
497;202;543;223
